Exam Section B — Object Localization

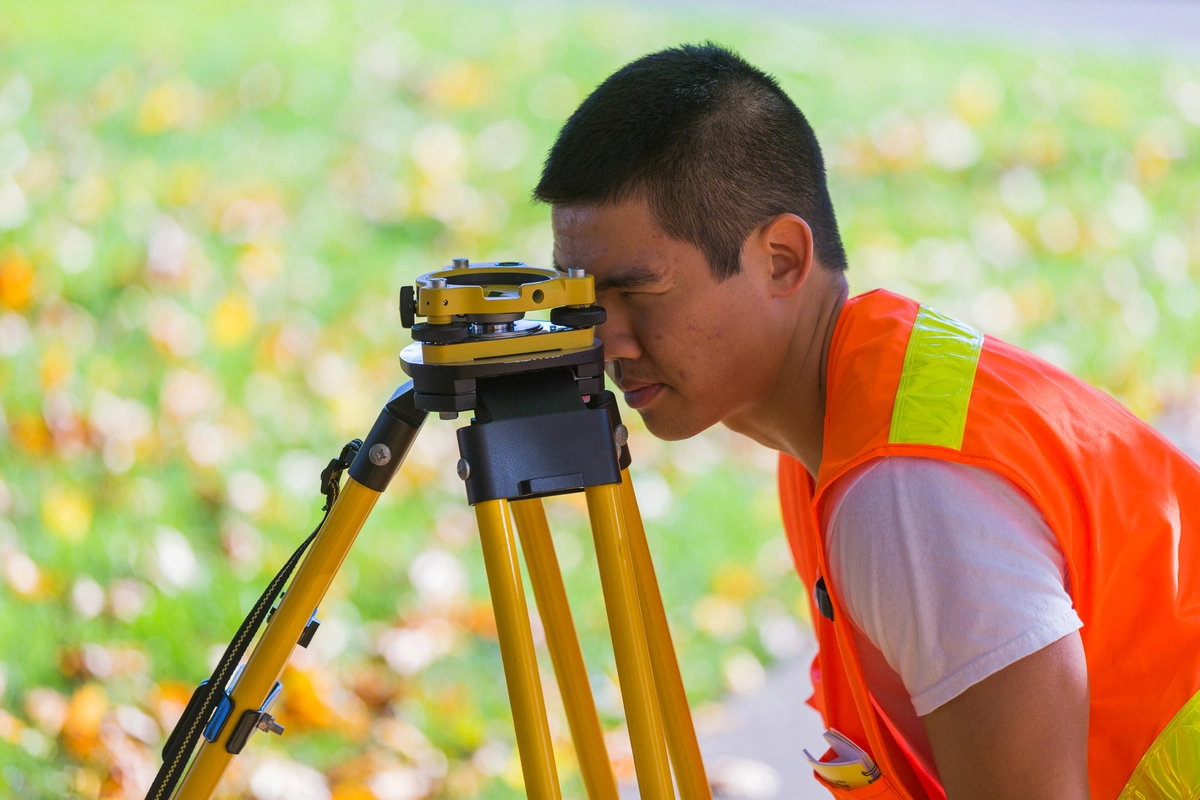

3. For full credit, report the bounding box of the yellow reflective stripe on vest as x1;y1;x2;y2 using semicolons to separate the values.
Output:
1119;688;1200;800
888;305;983;450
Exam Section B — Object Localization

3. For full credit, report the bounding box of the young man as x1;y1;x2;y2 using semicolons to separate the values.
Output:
535;44;1200;800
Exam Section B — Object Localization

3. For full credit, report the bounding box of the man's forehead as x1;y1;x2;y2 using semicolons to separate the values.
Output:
550;201;668;272
551;200;665;242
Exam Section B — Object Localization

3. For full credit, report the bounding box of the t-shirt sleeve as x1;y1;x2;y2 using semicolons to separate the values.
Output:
825;456;1083;716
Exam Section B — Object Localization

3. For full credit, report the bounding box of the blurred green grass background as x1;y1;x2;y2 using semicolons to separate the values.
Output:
1;1;1198;798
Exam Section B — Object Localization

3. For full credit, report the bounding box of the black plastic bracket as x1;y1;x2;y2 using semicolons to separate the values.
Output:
456;369;630;504
348;382;428;492
401;340;605;414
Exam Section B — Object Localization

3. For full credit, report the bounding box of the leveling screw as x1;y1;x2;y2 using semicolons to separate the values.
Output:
568;267;585;278
369;443;392;466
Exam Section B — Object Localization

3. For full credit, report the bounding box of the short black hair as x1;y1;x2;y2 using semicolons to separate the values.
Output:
534;42;848;280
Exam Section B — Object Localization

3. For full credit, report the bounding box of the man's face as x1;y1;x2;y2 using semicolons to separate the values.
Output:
551;199;787;441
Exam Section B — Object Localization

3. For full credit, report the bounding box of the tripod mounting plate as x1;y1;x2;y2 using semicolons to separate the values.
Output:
400;340;605;413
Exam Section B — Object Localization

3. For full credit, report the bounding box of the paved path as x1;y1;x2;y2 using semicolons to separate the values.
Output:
697;637;827;799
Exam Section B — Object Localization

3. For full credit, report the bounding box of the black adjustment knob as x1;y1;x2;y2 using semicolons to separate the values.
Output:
399;285;415;329
550;305;607;328
298;617;320;648
411;322;470;343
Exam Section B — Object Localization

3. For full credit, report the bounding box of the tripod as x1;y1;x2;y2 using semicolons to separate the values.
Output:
149;262;713;800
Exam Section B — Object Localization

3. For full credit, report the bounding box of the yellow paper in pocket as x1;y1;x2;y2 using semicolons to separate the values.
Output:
803;728;882;790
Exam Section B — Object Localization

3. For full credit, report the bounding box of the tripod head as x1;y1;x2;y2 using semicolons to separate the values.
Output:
393;258;628;506
398;260;610;416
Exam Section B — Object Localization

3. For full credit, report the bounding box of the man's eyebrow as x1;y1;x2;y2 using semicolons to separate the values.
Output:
592;265;662;292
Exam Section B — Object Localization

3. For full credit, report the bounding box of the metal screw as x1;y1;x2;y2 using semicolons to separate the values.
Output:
256;714;285;736
440;411;459;420
568;267;586;278
456;458;471;480
613;424;629;448
368;443;391;466
452;257;469;269
430;277;447;289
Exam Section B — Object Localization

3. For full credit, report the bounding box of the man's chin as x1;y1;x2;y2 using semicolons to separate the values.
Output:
635;407;711;442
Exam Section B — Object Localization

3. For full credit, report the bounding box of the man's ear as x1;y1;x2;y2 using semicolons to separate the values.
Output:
756;213;814;298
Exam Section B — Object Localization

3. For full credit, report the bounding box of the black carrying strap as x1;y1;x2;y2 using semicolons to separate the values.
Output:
145;439;362;800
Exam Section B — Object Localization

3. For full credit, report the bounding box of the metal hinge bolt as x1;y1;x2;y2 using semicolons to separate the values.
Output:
256;713;284;736
614;424;629;449
369;443;392;465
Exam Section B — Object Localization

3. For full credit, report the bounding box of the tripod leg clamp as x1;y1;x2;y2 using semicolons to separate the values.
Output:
225;680;284;754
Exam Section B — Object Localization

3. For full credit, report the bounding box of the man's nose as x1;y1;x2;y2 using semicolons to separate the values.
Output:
595;303;641;362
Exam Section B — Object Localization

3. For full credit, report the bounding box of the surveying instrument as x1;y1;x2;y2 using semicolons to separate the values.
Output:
147;260;713;800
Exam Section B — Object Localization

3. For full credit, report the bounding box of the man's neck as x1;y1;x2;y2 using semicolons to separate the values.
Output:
723;273;849;478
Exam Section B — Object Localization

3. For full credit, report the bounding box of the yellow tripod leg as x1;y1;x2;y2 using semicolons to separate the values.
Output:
475;499;562;800
512;498;619;800
619;470;712;800
585;483;674;800
175;478;381;799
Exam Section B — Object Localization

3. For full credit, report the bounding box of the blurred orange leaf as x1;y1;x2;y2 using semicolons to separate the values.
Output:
278;664;369;737
63;683;108;760
0;708;23;743
0;249;34;310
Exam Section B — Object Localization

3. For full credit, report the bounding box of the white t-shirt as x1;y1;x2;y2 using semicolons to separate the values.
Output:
821;456;1083;778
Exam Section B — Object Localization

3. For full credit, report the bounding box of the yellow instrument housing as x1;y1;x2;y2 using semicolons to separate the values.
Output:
417;264;594;320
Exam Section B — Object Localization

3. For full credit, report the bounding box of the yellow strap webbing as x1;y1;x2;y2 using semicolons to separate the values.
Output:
888;305;984;450
1119;688;1200;800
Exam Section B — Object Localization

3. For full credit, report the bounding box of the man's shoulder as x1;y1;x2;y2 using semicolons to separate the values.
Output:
825;455;1043;532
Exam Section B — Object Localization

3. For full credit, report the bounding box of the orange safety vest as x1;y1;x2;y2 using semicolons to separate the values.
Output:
778;289;1200;800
